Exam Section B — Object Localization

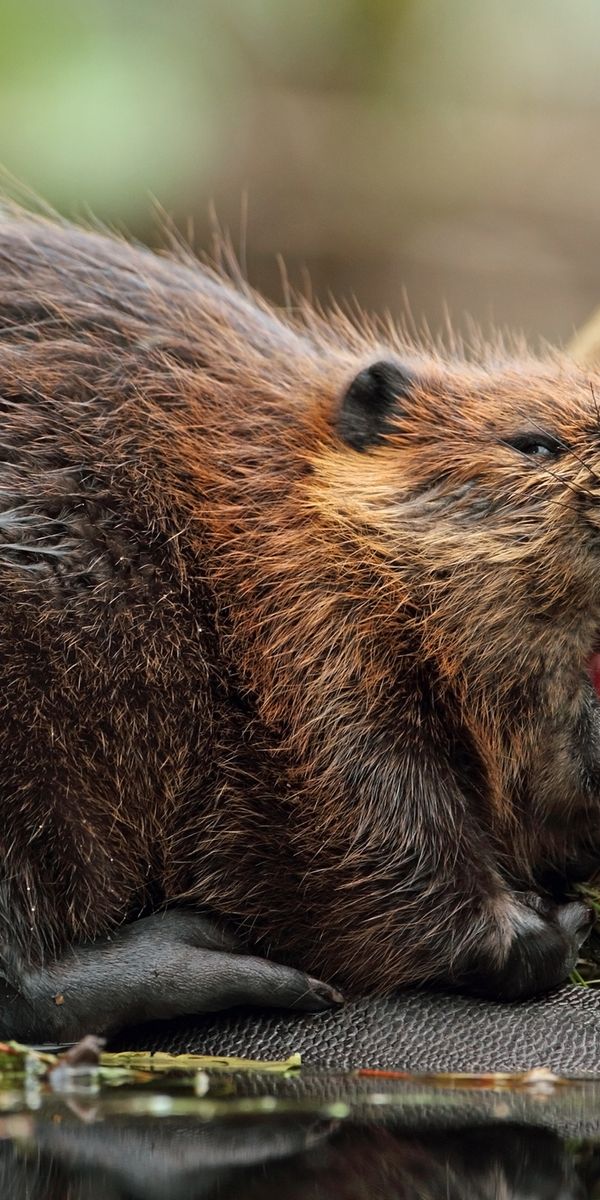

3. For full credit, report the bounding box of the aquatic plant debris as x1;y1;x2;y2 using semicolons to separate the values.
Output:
0;1040;583;1096
355;1066;570;1091
0;1040;302;1080
97;1050;303;1075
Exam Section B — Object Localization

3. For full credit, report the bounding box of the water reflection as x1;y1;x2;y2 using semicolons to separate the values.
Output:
0;1113;597;1199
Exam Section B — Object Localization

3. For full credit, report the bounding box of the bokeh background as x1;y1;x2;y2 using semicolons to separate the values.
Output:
1;0;599;344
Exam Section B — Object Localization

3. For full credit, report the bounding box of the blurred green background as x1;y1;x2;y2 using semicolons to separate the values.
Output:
1;0;599;342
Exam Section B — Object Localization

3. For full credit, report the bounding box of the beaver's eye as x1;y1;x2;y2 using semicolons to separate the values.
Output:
503;433;565;459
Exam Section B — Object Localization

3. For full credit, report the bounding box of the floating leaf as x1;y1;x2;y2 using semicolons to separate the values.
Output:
98;1050;302;1075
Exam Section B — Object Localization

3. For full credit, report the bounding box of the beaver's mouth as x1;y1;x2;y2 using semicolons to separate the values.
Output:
588;652;600;699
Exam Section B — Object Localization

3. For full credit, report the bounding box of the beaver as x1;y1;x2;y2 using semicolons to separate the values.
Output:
0;206;596;1041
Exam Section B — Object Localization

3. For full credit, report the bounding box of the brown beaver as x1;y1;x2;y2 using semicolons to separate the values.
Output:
0;206;596;1041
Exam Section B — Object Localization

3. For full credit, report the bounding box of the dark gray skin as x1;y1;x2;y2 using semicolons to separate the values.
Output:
0;913;342;1042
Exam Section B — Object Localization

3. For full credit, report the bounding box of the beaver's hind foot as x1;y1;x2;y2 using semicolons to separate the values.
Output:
0;909;344;1042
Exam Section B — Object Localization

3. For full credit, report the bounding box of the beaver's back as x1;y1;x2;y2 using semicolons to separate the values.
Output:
0;212;287;962
0;210;358;975
0;208;318;382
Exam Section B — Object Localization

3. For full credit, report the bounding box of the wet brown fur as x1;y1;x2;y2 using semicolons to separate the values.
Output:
0;205;599;995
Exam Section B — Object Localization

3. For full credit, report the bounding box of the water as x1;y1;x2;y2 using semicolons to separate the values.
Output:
1;1064;600;1198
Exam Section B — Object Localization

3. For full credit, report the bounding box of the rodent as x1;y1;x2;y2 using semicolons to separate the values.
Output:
0;205;596;1041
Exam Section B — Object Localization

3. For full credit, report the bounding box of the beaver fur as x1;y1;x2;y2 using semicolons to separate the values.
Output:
0;206;597;1037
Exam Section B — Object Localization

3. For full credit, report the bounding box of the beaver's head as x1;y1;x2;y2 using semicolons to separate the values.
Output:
304;353;600;845
329;355;600;696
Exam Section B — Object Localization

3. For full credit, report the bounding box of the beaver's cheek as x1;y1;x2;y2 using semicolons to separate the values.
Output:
587;652;600;698
586;652;600;698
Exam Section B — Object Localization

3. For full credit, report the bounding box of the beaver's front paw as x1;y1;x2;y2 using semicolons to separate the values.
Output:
462;895;593;1001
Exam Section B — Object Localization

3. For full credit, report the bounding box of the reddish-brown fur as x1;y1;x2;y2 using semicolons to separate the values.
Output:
0;205;598;998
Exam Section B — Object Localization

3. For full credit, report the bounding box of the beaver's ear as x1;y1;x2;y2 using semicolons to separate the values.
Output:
336;360;414;451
